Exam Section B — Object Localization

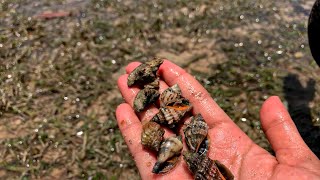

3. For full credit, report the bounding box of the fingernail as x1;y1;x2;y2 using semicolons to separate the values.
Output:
272;96;281;102
271;96;289;110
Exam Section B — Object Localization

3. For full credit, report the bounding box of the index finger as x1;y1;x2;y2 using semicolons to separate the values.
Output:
158;60;233;128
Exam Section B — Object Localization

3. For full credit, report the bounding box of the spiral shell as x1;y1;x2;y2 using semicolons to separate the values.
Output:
127;57;163;87
183;152;234;180
133;88;160;112
160;84;183;107
151;105;192;129
144;78;160;89
141;122;165;152
184;114;209;153
152;136;183;174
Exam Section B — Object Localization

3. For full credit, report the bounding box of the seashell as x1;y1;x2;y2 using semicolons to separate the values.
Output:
160;84;191;107
152;136;183;174
133;88;160;112
197;138;210;156
214;160;235;180
127;57;163;87
141;121;165;152
151;105;192;129
183;152;234;180
183;114;209;153
144;77;160;89
160;84;183;107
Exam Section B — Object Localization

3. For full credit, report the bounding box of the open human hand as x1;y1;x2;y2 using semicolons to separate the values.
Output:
116;60;320;179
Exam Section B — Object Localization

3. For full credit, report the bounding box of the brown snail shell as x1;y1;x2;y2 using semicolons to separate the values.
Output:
183;114;209;153
152;136;183;174
214;160;235;180
127;57;163;87
160;84;183;107
133;88;160;112
183;152;234;180
144;78;160;89
141;122;165;152
151;104;192;129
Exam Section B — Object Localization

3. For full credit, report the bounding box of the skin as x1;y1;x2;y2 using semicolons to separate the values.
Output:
116;60;320;180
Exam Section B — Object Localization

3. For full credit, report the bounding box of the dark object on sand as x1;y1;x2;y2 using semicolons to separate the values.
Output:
308;0;320;66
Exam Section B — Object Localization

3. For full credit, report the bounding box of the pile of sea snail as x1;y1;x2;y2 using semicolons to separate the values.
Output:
127;58;234;180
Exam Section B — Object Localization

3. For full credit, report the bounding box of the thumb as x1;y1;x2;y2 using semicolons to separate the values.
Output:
260;96;318;166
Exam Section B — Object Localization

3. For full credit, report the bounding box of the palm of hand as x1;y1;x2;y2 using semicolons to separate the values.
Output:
116;60;320;179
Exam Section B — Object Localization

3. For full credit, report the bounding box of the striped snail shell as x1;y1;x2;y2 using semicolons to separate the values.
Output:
160;84;183;107
183;152;234;180
183;114;209;153
151;105;192;129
